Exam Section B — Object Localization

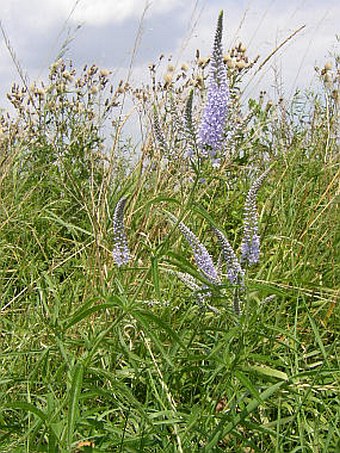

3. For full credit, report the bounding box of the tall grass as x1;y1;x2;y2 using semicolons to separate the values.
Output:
0;11;339;453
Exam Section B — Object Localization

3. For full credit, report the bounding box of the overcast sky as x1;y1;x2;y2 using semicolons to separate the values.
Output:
0;0;339;112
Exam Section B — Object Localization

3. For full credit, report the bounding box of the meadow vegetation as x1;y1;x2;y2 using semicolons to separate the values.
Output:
0;11;339;452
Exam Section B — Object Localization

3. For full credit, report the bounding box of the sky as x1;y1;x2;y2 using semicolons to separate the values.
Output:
0;0;339;113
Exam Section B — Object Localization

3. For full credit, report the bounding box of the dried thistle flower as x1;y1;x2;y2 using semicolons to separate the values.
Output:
236;60;247;70
112;197;130;267
226;59;236;69
163;73;173;86
100;68;111;77
90;85;99;95
324;62;332;71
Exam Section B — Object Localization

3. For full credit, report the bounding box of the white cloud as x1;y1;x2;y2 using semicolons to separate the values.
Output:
0;0;188;34
2;0;185;30
70;0;185;25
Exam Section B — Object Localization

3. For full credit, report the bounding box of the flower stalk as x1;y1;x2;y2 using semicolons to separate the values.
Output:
112;196;130;267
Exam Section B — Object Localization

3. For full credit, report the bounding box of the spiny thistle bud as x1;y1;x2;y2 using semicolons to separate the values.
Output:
240;168;271;266
112;196;130;267
168;214;220;285
198;10;229;158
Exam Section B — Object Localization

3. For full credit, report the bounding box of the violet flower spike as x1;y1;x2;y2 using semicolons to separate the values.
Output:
212;227;245;285
198;11;229;158
173;271;219;313
169;214;220;285
174;271;201;291
184;89;197;159
240;168;270;266
112;196;130;267
153;108;168;155
153;107;177;161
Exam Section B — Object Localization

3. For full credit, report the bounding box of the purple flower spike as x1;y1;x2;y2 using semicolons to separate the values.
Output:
198;11;229;157
240;168;270;266
169;214;220;285
212;227;244;285
153;108;167;152
112;196;130;267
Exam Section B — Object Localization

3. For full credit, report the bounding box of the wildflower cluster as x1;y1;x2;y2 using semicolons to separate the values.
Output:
162;167;270;313
224;42;257;74
5;59;124;170
167;216;240;313
131;10;257;172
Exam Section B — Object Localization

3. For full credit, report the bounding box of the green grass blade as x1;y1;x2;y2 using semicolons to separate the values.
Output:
67;362;84;448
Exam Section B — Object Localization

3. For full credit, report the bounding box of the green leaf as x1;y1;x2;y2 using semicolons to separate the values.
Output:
67;362;84;448
43;211;93;237
306;309;330;367
248;365;289;381
134;309;187;351
234;370;262;402
63;301;118;330
151;256;161;299
4;401;48;422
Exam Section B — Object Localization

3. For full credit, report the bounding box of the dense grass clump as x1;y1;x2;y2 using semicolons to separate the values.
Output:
0;11;339;452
